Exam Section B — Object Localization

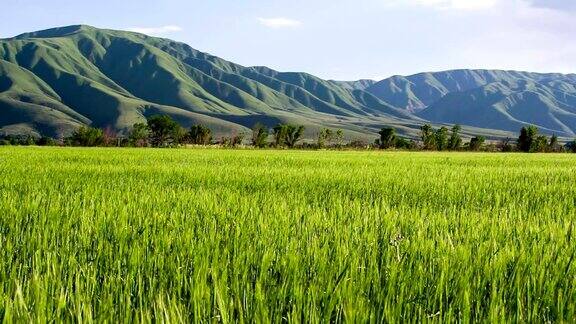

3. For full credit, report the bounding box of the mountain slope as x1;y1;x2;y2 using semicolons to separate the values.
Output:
366;69;576;113
418;80;576;136
363;69;576;136
0;25;423;139
1;25;575;140
330;79;376;91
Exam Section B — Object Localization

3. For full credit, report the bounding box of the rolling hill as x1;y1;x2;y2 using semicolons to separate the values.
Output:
418;80;576;136
366;70;576;137
0;25;419;139
1;25;575;139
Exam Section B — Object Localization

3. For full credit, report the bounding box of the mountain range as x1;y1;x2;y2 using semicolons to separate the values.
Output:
1;25;575;140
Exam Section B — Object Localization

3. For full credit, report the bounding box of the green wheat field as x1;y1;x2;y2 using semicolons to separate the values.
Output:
1;147;575;322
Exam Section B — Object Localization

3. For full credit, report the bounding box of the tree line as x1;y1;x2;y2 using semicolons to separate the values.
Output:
0;116;309;149
1;114;576;153
377;124;574;152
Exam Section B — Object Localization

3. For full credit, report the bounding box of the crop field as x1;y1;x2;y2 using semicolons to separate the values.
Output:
0;147;575;322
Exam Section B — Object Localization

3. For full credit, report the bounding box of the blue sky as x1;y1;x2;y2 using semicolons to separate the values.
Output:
1;0;575;80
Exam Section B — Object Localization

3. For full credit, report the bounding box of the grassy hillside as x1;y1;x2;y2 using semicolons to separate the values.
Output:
0;25;419;139
366;70;576;112
418;80;576;136
1;25;575;139
330;79;376;91
366;70;576;136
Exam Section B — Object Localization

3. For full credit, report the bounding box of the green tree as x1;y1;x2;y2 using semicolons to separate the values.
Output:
37;136;58;146
567;140;576;153
517;125;538;152
22;135;36;146
548;134;560;152
317;128;334;148
448;125;462;150
468;136;485;151
129;123;150;147
435;127;449;151
273;124;305;148
335;130;344;147
420;124;436;150
531;135;549;153
188;124;212;145
147;115;182;147
232;133;245;147
2;135;37;146
498;138;514;152
285;125;305;148
378;127;397;149
68;126;105;147
252;123;269;148
396;137;416;150
273;124;288;147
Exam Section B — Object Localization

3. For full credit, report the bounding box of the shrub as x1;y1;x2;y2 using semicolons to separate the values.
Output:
37;136;58;146
147;115;183;147
468;136;486;151
273;124;305;148
129;123;150;147
378;127;397;149
252;123;269;148
68;127;105;147
188;125;212;145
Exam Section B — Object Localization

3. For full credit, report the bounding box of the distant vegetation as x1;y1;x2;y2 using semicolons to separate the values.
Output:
379;123;571;152
2;25;576;139
2;114;575;153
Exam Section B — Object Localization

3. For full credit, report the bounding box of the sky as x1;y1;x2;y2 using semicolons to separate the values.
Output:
1;0;575;80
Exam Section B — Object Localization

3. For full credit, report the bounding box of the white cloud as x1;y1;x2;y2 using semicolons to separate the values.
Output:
404;0;499;10
127;25;183;36
444;0;576;74
257;17;302;29
528;0;576;11
395;0;576;11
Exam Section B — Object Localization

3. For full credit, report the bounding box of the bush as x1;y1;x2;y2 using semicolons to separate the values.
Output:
188;125;212;145
378;127;397;149
67;127;105;147
273;124;305;148
347;139;370;149
468;136;486;151
147;115;184;147
396;137;417;150
129;123;150;147
37;136;59;146
497;138;514;152
517;126;538;152
252;123;269;148
566;141;576;153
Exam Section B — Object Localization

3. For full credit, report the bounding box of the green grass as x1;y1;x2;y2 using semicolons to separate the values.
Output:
0;147;575;322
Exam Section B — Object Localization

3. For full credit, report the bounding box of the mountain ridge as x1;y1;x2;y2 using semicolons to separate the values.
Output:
1;25;575;139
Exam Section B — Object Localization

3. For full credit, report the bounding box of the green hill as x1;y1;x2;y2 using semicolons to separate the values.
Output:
0;25;418;139
367;70;576;136
418;80;576;136
366;70;574;112
1;25;575;140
